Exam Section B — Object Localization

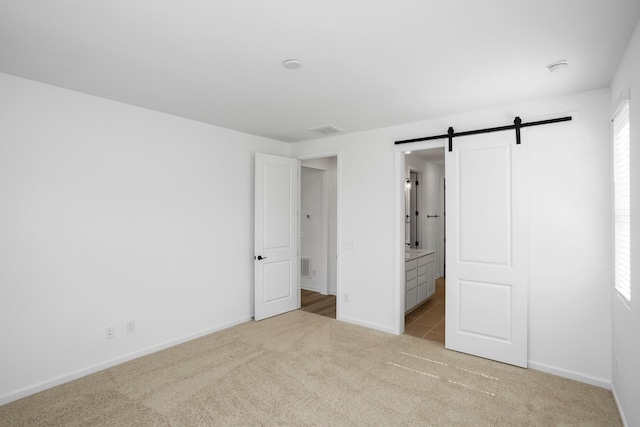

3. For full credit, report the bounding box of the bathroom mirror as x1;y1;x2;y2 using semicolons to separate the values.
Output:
405;170;420;248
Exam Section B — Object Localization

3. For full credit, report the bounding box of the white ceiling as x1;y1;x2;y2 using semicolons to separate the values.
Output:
1;1;639;143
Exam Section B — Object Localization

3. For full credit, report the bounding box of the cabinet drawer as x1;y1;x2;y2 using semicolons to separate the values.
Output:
418;265;427;276
405;259;417;271
406;268;417;281
417;255;428;267
417;273;427;285
406;288;418;311
406;277;417;292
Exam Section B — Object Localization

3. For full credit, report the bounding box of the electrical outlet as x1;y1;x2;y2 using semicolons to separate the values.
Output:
343;293;349;303
126;321;135;334
105;326;114;340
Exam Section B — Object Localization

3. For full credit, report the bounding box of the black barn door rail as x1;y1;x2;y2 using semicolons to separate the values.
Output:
394;116;572;151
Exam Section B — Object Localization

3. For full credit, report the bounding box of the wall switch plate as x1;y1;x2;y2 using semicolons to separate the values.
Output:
105;326;114;339
126;321;135;334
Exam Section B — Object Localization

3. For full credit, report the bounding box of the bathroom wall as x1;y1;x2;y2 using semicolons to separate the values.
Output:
405;154;443;277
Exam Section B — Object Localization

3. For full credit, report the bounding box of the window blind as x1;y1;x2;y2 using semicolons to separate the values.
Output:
613;98;631;302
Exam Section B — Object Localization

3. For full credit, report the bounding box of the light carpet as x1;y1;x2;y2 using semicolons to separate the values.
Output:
0;310;621;426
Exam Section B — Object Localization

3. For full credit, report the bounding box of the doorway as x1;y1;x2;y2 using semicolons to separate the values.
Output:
299;156;338;319
403;148;446;344
253;152;339;322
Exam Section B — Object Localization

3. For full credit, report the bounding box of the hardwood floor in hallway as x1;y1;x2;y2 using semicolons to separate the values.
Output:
300;289;336;319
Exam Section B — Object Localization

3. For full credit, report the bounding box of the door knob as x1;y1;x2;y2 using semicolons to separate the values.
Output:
257;255;267;260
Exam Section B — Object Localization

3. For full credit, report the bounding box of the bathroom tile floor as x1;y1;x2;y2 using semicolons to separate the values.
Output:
404;277;446;345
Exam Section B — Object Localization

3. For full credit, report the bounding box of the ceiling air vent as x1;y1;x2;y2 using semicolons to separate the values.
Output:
308;124;345;135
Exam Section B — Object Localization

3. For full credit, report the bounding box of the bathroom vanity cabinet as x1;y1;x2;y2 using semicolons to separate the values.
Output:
405;250;436;313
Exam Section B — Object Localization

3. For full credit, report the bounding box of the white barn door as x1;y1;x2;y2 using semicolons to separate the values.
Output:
445;131;528;367
254;153;299;321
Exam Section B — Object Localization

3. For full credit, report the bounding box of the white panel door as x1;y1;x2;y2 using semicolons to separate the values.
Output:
445;131;528;367
254;153;299;321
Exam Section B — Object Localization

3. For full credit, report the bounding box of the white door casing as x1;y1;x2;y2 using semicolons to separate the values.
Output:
445;131;528;367
254;153;299;321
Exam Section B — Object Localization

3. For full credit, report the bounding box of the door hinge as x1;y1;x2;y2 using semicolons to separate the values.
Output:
415;211;419;216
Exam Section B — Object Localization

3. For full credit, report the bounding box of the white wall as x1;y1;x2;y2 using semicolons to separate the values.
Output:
300;166;327;293
0;73;289;404
292;88;612;387
300;157;338;295
294;139;399;333
327;161;338;295
610;17;640;427
0;68;619;405
525;90;612;387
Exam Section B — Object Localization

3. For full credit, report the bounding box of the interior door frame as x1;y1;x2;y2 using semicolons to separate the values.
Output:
394;141;445;334
298;151;342;320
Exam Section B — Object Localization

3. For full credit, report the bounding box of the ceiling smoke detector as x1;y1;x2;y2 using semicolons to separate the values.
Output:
547;60;568;73
282;59;303;69
308;124;345;135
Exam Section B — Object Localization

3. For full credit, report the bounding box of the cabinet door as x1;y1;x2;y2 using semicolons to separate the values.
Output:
406;288;418;312
426;257;436;298
418;283;427;302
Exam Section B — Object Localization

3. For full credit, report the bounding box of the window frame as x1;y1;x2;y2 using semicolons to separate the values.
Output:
612;95;631;303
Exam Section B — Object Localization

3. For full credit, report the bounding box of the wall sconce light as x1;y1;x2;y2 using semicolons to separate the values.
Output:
405;178;411;190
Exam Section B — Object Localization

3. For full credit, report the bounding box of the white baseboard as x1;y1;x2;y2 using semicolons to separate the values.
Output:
611;384;629;427
338;315;395;335
0;315;251;406
301;285;328;294
528;360;611;389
